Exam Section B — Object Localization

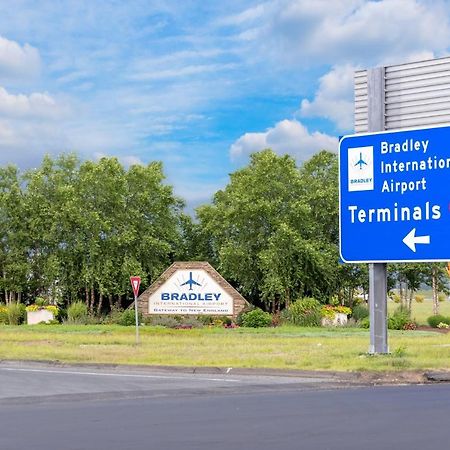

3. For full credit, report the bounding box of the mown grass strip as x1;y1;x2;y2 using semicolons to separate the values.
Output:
0;324;448;372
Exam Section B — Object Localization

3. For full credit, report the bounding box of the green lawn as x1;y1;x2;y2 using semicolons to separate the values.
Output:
0;324;448;372
387;298;450;325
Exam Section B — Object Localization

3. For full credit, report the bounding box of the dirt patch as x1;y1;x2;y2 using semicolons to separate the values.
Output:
416;325;449;334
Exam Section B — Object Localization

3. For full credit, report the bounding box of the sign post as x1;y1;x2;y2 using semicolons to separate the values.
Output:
340;124;450;352
339;125;450;263
130;276;141;345
367;67;388;354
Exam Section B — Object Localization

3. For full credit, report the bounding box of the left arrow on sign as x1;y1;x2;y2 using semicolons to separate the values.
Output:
403;228;430;253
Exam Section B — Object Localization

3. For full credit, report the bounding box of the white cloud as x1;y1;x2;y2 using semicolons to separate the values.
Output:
0;86;71;166
0;87;62;118
0;118;68;167
236;0;450;67
130;62;237;82
300;64;356;131
174;179;226;205
0;35;40;79
230;119;338;162
215;2;269;27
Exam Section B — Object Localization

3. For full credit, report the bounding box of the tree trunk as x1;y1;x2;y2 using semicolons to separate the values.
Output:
3;270;7;305
97;293;103;316
399;282;404;308
85;286;89;307
408;290;413;313
90;287;95;314
432;265;439;315
108;294;113;311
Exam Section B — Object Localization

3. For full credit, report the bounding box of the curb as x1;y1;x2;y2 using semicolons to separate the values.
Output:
424;372;450;382
1;359;446;386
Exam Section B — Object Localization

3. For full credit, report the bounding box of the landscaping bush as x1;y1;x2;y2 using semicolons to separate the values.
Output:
119;308;142;326
0;305;8;324
7;303;26;325
280;308;291;323
103;306;124;324
427;314;450;328
197;315;215;326
388;307;413;330
57;307;67;322
146;315;180;328
438;293;447;302
342;318;359;328
236;305;255;326
352;304;369;322
287;297;322;327
34;297;48;307
67;301;88;324
402;321;417;330
177;317;204;329
222;316;233;327
414;295;424;303
240;308;272;328
359;317;370;328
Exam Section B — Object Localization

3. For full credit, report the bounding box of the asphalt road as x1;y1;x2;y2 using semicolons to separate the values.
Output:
0;362;449;450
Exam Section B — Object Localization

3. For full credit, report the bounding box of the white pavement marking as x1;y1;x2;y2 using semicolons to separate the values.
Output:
0;367;241;383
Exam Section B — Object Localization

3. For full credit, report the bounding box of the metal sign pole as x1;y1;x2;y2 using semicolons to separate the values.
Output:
367;67;389;354
130;276;141;346
134;293;140;345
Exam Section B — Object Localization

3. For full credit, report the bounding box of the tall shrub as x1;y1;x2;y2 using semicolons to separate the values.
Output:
7;303;26;325
287;297;321;327
67;301;88;324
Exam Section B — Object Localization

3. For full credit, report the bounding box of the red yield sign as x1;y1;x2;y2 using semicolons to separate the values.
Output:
130;276;141;298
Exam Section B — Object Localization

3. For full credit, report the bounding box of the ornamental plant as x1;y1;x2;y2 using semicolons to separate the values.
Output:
320;305;352;319
427;314;450;328
0;305;8;324
388;307;414;330
25;304;59;315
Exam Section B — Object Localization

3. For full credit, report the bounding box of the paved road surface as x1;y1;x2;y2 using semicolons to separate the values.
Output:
0;361;448;450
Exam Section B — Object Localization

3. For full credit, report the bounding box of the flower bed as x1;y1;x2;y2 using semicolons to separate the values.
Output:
26;304;58;325
321;305;352;327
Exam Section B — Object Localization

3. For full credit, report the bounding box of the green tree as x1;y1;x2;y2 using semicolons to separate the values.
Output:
0;165;28;303
0;153;184;313
197;149;338;310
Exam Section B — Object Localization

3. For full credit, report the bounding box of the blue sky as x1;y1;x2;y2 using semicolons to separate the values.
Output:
0;0;449;209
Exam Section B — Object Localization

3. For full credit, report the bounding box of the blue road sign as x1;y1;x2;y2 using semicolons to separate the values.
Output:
339;125;450;263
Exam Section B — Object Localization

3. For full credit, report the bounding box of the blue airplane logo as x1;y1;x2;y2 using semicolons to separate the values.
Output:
180;272;202;291
355;152;368;169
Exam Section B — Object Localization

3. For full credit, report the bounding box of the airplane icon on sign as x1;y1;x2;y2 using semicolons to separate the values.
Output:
180;272;202;290
355;152;368;169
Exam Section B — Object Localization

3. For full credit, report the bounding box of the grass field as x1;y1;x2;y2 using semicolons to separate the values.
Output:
387;298;450;324
0;324;448;372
